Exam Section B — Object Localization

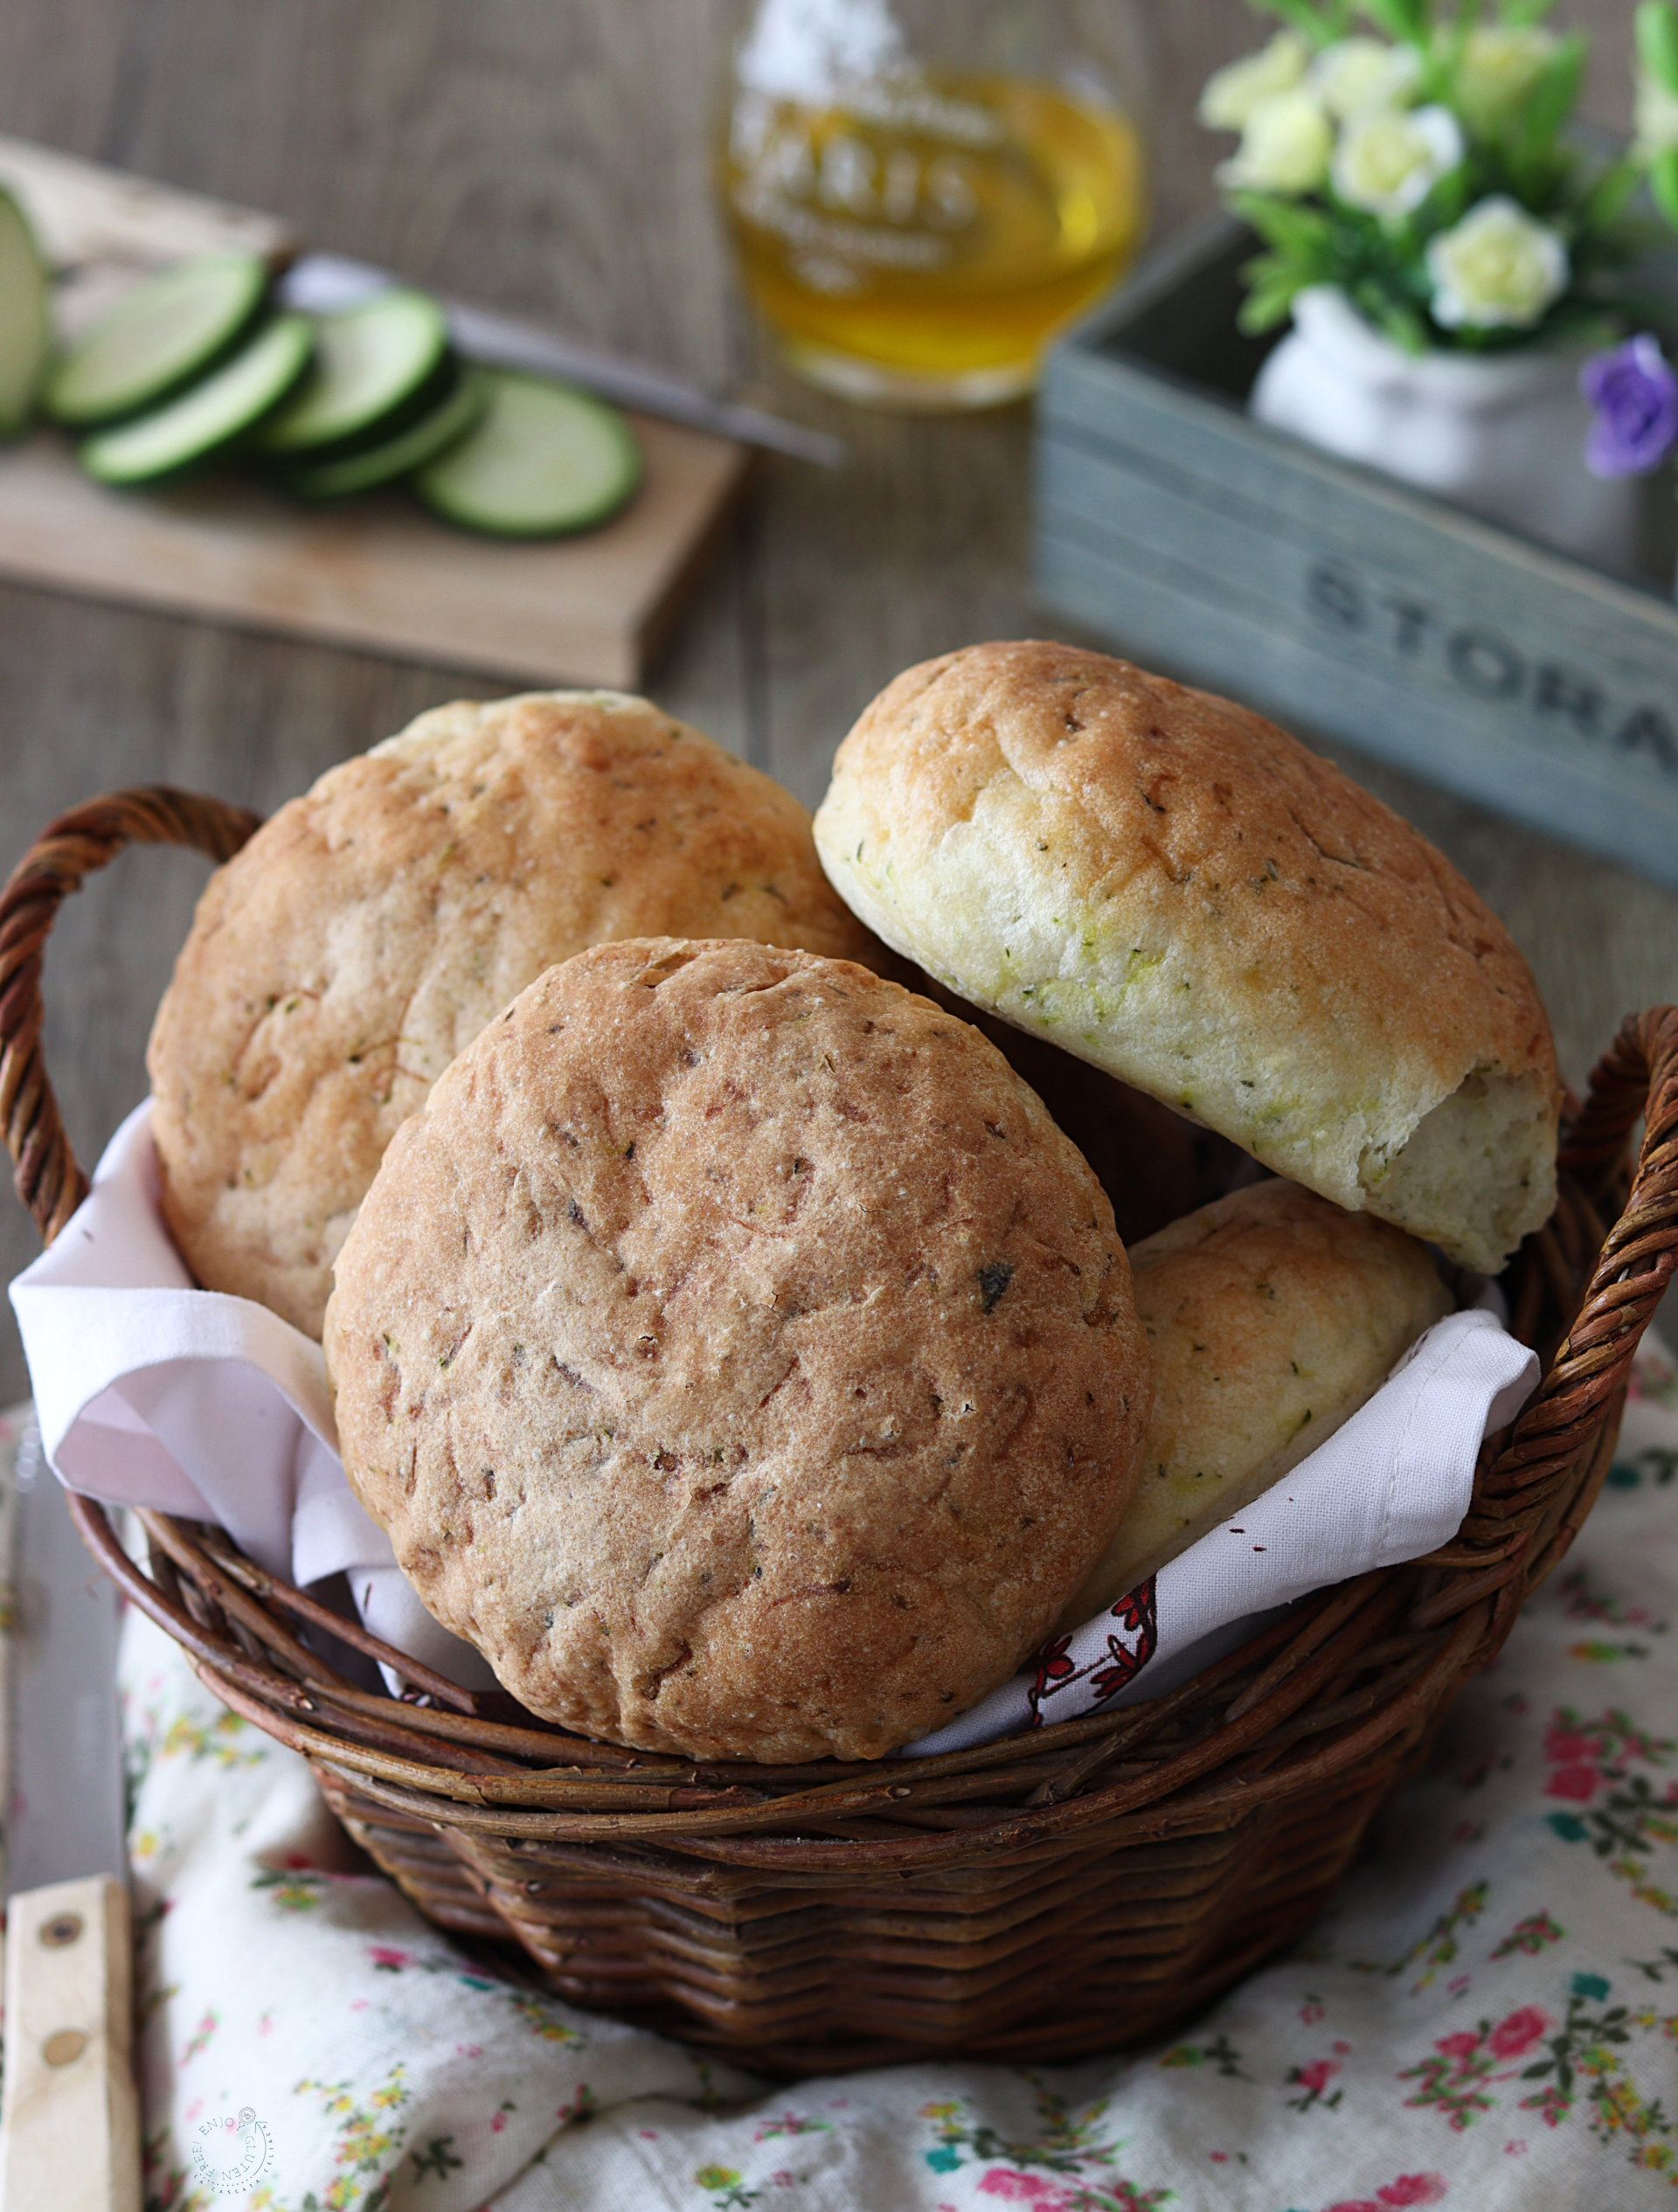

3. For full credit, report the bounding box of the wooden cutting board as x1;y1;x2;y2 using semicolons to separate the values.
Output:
0;136;748;688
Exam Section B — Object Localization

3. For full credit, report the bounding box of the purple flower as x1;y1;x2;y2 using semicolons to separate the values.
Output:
1581;334;1678;476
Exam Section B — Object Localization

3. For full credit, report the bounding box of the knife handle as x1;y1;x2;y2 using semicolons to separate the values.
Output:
0;1876;140;2212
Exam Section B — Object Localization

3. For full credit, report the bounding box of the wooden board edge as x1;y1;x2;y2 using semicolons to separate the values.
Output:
636;444;754;676
0;1876;141;2212
0;419;750;691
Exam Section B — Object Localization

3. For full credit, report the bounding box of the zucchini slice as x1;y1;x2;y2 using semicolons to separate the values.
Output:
413;370;641;537
276;364;490;499
80;313;315;486
254;289;450;457
45;250;269;427
0;189;50;436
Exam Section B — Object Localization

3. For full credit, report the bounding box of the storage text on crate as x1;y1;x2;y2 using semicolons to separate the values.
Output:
1307;558;1678;777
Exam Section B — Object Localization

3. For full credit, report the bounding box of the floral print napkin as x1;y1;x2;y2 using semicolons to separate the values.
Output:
23;1332;1678;2212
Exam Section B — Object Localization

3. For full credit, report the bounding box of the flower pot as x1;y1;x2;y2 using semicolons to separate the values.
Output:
1250;285;1640;576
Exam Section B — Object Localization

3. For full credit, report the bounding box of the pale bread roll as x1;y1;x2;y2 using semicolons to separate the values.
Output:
814;641;1561;1272
1055;1178;1452;1632
149;690;877;1337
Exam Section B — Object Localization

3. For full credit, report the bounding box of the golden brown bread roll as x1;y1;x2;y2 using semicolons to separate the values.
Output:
1055;1177;1452;1632
814;641;1561;1272
149;690;877;1337
325;939;1153;1763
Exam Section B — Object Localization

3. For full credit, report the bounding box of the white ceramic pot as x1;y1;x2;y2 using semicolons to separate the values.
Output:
1250;285;1640;576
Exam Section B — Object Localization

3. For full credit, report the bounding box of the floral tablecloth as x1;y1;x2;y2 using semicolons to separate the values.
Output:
17;1336;1678;2212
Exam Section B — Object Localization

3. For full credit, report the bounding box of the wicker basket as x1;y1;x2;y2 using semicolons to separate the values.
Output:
4;787;1676;2077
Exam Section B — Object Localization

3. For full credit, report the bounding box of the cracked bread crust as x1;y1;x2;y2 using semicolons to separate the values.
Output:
323;937;1152;1763
148;690;877;1338
814;641;1561;1271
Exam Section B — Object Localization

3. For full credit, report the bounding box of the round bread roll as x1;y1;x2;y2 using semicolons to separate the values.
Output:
1055;1177;1452;1632
814;641;1561;1273
324;938;1153;1763
149;690;877;1336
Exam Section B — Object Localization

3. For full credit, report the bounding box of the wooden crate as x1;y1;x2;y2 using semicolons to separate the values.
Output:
1034;213;1678;890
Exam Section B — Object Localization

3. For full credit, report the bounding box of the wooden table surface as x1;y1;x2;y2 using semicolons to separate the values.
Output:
1;0;1672;1400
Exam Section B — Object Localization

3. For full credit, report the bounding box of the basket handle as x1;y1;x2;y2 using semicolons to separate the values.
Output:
1559;1006;1678;1180
0;787;261;1248
1489;1007;1678;1494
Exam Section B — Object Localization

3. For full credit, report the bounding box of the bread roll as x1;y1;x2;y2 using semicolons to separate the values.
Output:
814;641;1560;1272
1055;1179;1452;1631
149;690;877;1336
325;939;1153;1763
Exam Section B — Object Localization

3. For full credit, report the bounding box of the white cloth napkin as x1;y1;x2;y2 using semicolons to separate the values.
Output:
904;1307;1537;1756
10;1101;1540;1748
9;1103;496;1688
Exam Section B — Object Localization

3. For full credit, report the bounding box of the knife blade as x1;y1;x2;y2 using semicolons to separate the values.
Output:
0;1418;141;2211
277;251;849;470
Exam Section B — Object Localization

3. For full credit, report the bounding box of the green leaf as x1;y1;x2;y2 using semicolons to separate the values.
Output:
1252;0;1345;46
1363;289;1432;353
1237;268;1310;333
1422;163;1472;229
1238;248;1294;289
1358;0;1432;43
1638;2;1678;99
1428;2;1479;105
1439;0;1486;62
1502;0;1558;19
1510;34;1586;150
1238;297;1297;336
1229;189;1335;255
1651;144;1678;228
1581;156;1645;231
1237;288;1302;334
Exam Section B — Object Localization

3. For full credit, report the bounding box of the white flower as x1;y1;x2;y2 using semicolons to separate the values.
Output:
1426;195;1570;329
1307;36;1422;120
1216;89;1333;196
1332;104;1463;219
1453;24;1559;136
1198;31;1309;131
1635;67;1678;158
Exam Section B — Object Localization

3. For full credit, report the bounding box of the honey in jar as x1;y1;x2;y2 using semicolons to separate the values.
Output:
720;1;1147;409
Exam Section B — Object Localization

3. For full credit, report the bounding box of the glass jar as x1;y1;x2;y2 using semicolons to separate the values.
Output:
718;0;1147;409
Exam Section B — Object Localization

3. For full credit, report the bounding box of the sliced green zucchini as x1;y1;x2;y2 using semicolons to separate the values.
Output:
275;364;490;499
254;289;450;457
413;370;641;537
45;250;268;427
0;189;50;436
80;313;315;486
